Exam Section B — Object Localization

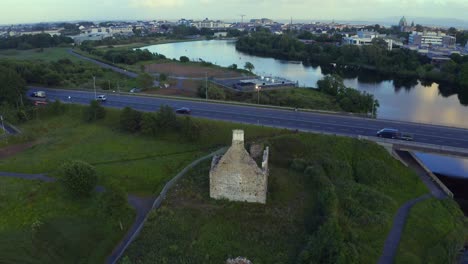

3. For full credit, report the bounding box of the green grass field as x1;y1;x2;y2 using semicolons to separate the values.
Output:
122;133;459;264
395;198;468;264
0;177;134;264
0;47;80;62
0;105;283;195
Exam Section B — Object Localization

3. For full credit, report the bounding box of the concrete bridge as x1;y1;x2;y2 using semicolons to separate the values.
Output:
359;135;468;159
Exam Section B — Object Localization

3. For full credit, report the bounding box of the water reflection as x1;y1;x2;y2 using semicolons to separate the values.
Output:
416;153;468;178
141;40;468;127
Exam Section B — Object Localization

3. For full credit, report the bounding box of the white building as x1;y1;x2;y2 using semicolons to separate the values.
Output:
214;32;228;38
110;26;134;35
409;31;456;47
342;30;393;50
192;19;229;29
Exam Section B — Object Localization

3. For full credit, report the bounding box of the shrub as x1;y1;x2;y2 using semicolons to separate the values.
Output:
83;100;106;122
290;158;307;171
48;100;66;115
179;56;189;63
159;73;168;82
180;116;201;142
60;160;97;198
140;112;158;136
120;107;142;133
100;185;128;217
156;105;178;132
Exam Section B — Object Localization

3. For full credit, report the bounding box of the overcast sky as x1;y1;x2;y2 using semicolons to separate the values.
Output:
2;0;468;24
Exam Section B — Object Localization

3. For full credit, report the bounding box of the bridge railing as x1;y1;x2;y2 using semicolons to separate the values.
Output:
357;135;468;157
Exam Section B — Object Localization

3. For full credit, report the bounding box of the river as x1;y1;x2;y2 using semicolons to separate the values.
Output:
141;39;468;128
140;40;468;191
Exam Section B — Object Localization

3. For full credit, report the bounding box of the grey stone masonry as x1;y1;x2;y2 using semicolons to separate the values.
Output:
210;130;269;204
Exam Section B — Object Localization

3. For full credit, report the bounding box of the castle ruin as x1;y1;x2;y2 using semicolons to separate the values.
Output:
209;130;269;204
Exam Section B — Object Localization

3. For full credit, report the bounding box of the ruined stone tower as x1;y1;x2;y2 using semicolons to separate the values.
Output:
209;130;269;204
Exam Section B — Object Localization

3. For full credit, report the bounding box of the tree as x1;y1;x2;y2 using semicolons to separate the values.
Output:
228;64;238;70
159;73;168;82
156;105;178;131
83;100;106;122
180;56;190;63
197;84;226;100
60;160;97;198
119;107;142;133
136;73;154;89
180;116;201;142
317;75;345;96
0;65;26;108
141;112;159;136
244;61;255;72
99;184;127;217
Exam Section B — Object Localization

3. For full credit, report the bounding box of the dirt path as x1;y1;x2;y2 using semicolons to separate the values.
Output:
0;141;38;159
378;151;450;264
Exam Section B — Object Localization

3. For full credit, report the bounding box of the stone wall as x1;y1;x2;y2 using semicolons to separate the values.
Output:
210;130;269;204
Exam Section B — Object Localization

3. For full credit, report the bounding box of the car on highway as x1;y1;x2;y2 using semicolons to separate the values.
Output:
96;95;107;102
130;88;141;93
376;128;401;139
175;107;191;114
30;91;46;98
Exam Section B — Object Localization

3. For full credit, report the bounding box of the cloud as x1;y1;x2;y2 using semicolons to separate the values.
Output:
130;0;184;8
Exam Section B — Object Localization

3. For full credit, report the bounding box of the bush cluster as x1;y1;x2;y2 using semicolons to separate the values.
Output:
119;105;201;142
60;160;97;198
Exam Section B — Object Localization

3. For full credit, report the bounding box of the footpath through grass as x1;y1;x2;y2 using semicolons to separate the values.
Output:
122;133;463;264
396;198;468;264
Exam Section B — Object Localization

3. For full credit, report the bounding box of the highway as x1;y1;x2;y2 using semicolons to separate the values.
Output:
28;87;468;150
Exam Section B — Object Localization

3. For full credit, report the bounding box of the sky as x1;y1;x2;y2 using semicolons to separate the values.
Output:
1;0;468;25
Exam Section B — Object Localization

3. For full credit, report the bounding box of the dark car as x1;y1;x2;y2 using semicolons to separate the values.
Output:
175;107;191;114
376;128;401;139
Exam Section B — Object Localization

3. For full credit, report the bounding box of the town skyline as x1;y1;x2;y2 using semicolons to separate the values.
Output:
2;0;468;26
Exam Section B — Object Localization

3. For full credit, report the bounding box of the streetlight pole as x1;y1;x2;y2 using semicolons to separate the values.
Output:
93;76;96;99
256;85;260;104
0;115;4;133
205;72;208;100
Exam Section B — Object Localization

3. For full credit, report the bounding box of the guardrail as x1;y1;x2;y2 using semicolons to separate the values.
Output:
357;135;468;158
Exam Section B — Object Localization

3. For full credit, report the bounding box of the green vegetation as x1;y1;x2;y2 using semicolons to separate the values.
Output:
0;102;282;262
0;57;138;92
0;104;282;194
396;198;468;264
0;48;81;62
122;133;453;263
0;33;73;50
0;177;134;264
317;75;379;114
60;160;98;198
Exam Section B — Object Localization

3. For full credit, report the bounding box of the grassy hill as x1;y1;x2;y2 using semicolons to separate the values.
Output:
122;133;466;263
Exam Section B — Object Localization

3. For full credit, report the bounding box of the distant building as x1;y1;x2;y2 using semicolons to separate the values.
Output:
409;31;456;47
342;30;393;50
399;16;413;32
214;32;228;38
250;18;274;25
192;18;229;29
